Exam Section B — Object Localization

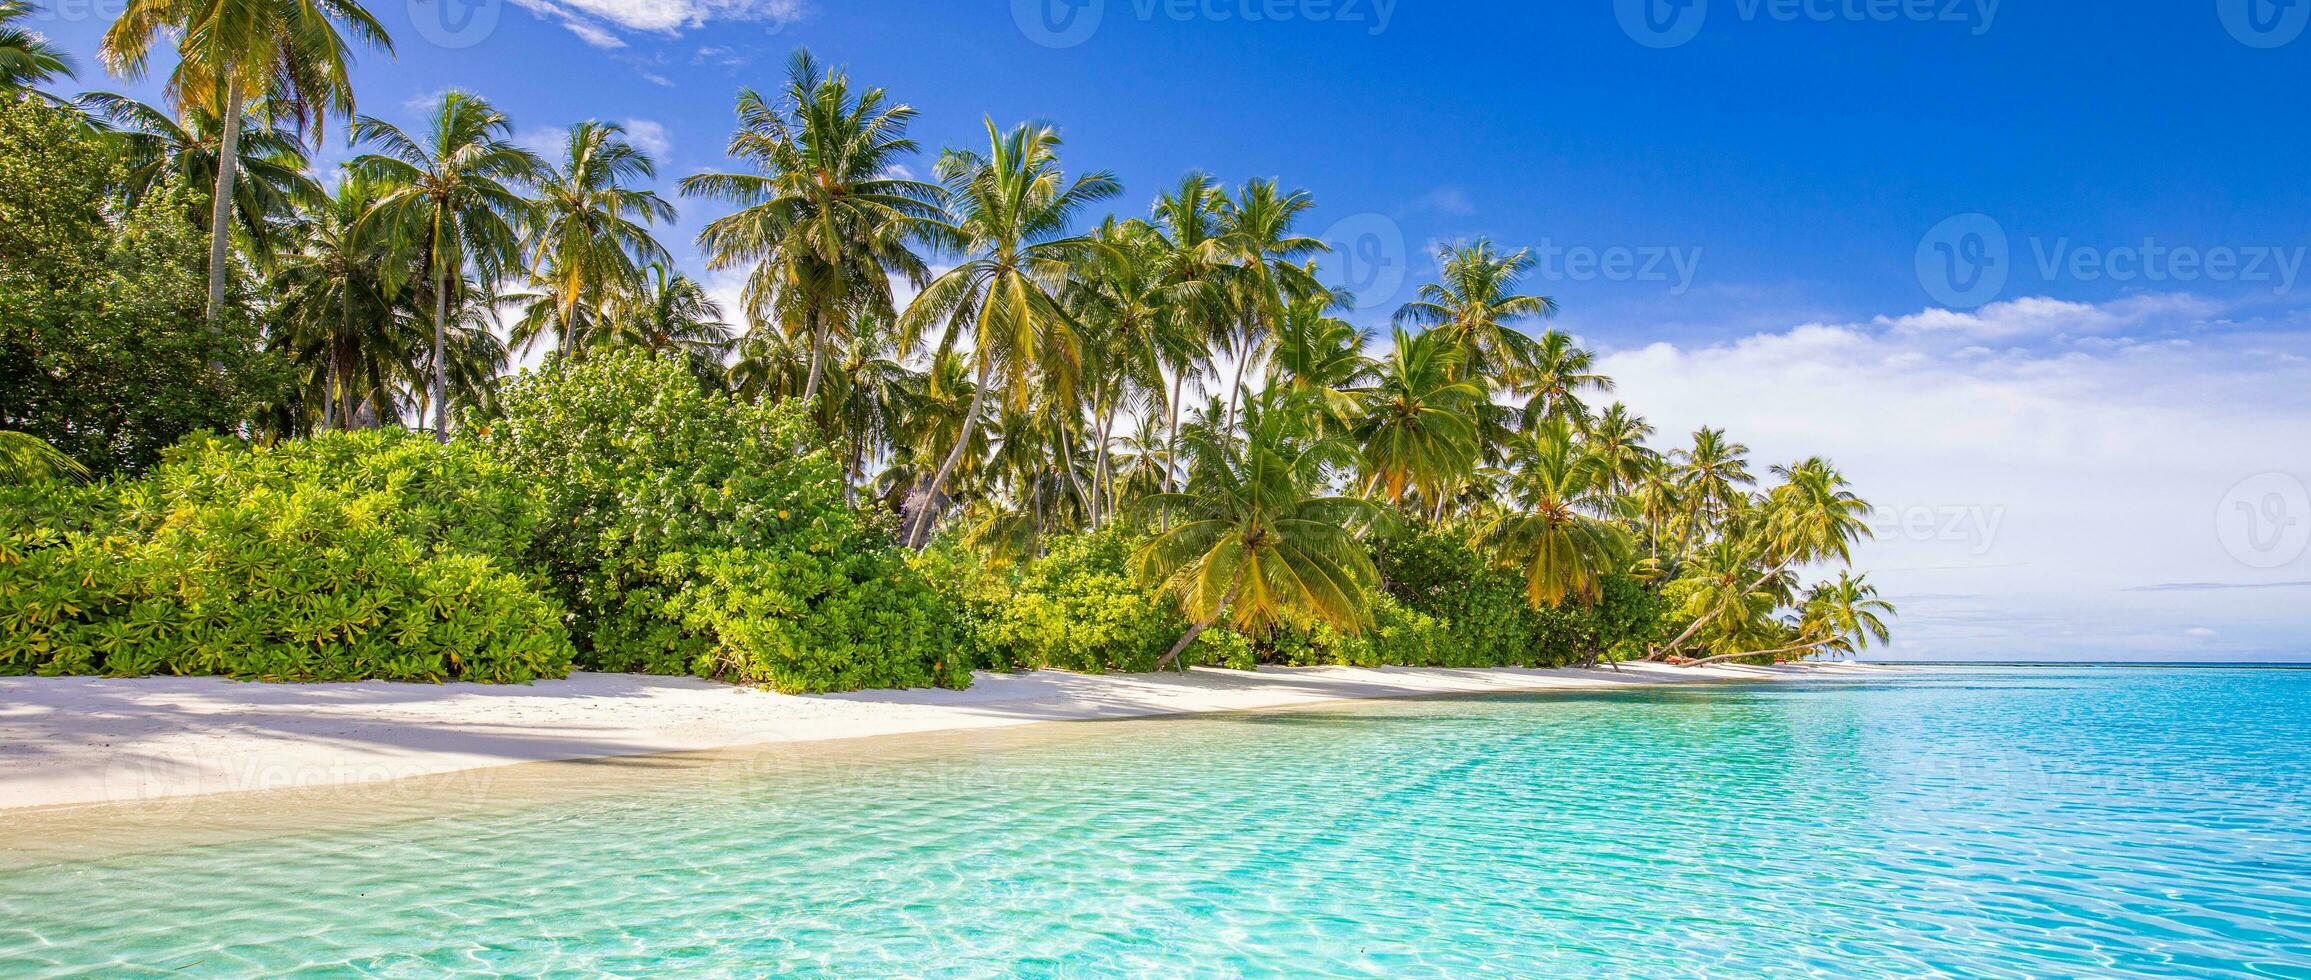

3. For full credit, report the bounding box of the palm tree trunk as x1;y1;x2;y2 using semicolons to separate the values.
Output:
335;301;356;431
1163;367;1185;494
1678;637;1839;668
1225;323;1251;434
801;306;829;403
430;269;450;444
906;359;992;549
1157;583;1237;671
1089;387;1116;529
1652;605;1720;661
204;78;247;324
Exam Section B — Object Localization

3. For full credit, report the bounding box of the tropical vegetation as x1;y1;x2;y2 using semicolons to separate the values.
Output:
0;18;1892;689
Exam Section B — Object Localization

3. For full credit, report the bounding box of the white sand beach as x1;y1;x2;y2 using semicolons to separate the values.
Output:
0;662;1896;811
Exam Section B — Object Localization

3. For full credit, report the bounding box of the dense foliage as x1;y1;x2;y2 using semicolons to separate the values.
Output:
478;350;966;693
0;430;573;681
0;97;280;476
0;17;1897;687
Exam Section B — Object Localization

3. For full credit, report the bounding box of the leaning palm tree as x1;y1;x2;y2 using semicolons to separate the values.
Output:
1350;326;1486;513
1394;239;1557;382
1756;457;1874;578
1655;535;1784;661
524;120;674;357
894;118;1119;547
1477;420;1630;609
682;49;940;403
1;0;73;94
79;92;321;268
350;90;540;441
100;0;391;319
1130;390;1382;669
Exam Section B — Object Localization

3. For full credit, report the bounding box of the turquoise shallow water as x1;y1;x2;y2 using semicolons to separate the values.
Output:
4;668;2310;977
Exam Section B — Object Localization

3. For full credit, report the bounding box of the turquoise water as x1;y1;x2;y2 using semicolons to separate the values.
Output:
4;668;2310;976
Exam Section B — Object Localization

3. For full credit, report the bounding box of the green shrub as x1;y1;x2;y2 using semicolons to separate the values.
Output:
975;529;1185;674
0;430;573;682
478;350;966;694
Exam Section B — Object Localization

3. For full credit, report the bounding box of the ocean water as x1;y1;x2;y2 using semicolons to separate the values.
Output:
3;668;2309;977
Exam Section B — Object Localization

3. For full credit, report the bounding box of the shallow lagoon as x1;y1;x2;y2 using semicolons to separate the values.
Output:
4;668;2307;976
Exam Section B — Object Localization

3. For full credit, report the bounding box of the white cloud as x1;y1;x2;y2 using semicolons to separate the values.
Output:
1597;294;2311;661
513;0;806;46
1414;185;1476;216
622;118;673;159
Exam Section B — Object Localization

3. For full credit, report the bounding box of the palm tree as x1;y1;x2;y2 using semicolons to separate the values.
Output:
1653;453;1873;662
1130;390;1381;669
895;119;1119;547
80;92;322;268
1796;572;1895;658
1350;326;1486;512
101;0;391;319
1519;329;1613;431
350;90;540;441
1478;420;1631;609
1630;462;1685;561
1148;172;1234;492
1671;426;1755;552
1656;536;1784;661
524;120;674;357
1583;402;1659;496
1214;178;1328;430
1069;217;1175;527
1265;293;1372;432
682;49;939;404
272;174;415;430
1;0;72;94
600;263;734;369
1756;457;1874;577
1394;239;1557;381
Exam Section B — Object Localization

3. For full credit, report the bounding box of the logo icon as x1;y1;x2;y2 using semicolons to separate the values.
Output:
2219;0;2309;47
2217;473;2310;569
1616;0;1708;48
1013;0;1104;48
1915;213;2010;309
407;0;500;49
1317;214;1406;312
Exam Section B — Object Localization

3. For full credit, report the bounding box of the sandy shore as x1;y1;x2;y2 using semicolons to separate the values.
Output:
0;662;1895;811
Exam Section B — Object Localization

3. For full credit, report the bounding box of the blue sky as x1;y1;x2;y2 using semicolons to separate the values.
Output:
30;0;2311;660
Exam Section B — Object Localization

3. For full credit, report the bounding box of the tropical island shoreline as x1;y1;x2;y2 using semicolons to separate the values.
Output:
0;662;1897;812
